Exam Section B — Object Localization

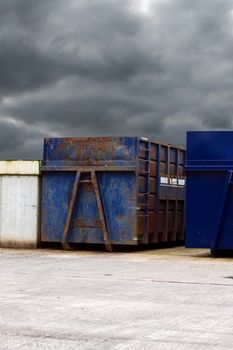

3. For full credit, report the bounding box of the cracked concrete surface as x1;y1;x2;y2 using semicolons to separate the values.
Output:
0;247;233;349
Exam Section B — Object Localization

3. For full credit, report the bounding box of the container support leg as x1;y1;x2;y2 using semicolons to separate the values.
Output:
212;170;233;252
62;171;81;244
91;171;112;252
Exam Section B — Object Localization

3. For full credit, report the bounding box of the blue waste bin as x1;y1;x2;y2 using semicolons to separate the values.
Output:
185;131;233;256
41;137;185;251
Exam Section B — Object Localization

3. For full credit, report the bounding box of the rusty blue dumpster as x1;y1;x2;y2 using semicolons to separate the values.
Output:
41;137;185;251
186;131;233;255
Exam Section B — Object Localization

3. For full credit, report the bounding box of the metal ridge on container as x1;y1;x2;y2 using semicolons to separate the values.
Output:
0;160;41;175
44;136;185;151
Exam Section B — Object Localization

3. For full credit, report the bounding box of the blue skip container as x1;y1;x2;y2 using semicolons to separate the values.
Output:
186;131;233;256
41;137;185;251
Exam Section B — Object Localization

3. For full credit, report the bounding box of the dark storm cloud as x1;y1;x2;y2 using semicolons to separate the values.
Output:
0;118;50;158
0;0;233;158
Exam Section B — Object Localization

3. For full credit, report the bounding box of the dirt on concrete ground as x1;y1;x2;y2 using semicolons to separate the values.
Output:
0;246;233;349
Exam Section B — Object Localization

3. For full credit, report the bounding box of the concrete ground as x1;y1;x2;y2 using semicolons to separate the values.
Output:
0;247;233;349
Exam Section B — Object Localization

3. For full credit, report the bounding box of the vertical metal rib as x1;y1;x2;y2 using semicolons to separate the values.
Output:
91;171;112;252
62;171;81;243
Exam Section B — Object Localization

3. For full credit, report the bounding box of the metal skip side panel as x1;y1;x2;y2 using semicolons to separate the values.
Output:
43;137;138;165
41;171;137;244
69;172;137;244
221;183;233;249
98;172;137;244
41;172;76;242
185;131;233;250
185;172;228;248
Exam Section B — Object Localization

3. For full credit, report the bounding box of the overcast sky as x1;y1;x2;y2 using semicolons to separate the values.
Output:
0;0;233;159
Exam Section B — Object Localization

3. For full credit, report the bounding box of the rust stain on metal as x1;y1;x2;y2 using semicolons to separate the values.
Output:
41;165;136;172
73;219;101;228
55;137;135;163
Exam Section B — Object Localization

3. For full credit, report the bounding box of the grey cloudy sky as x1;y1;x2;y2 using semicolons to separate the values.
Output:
0;0;233;159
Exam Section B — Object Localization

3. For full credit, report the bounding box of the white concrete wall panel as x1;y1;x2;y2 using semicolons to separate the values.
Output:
0;160;40;175
0;161;40;248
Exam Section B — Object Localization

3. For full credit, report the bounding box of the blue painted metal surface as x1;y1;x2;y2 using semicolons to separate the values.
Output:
186;131;233;251
41;137;185;250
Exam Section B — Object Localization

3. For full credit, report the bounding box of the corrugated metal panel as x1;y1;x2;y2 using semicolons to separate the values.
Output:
0;161;40;248
0;160;40;175
41;137;185;251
